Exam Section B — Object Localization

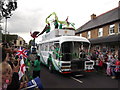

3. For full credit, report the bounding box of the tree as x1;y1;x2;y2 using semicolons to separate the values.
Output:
0;0;18;18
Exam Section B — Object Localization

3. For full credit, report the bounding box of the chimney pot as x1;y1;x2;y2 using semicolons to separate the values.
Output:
91;14;96;20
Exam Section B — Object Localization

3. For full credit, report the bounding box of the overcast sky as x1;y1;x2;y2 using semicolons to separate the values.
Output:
1;0;120;43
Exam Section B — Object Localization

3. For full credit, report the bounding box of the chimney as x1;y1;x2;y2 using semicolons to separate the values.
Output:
91;14;96;20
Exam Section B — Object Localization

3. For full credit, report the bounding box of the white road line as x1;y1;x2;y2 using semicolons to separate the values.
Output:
75;74;83;77
70;77;83;83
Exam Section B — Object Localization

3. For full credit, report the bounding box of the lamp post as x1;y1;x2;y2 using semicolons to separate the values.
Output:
4;16;10;42
0;25;2;43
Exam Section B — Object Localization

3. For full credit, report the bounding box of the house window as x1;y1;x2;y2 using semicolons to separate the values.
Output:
20;41;22;45
87;31;91;39
118;23;120;33
98;28;103;37
80;33;82;37
14;40;16;44
109;24;115;35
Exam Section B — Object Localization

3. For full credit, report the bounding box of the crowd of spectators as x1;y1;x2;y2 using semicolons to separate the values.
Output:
90;48;120;79
0;43;28;90
0;42;43;90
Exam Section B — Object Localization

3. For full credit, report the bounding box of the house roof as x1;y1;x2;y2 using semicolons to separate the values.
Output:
76;6;120;34
89;33;120;44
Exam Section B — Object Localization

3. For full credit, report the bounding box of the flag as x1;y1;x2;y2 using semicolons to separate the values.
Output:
16;47;28;59
19;59;26;80
30;31;40;38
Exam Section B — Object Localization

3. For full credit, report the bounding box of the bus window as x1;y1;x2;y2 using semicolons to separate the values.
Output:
61;42;72;53
53;43;60;60
61;42;73;61
61;42;90;61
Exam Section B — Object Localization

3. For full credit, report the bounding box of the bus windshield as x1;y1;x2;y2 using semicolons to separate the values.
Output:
61;41;90;61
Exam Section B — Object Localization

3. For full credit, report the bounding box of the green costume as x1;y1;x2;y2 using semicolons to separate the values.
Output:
54;20;59;29
59;23;62;29
25;58;33;80
33;59;41;71
53;47;62;59
46;24;51;33
25;58;31;71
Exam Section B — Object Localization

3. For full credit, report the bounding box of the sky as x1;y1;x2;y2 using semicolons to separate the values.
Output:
1;0;120;43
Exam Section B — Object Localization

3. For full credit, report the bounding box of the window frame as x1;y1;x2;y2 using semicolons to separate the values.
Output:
109;24;115;35
98;28;103;37
87;31;91;39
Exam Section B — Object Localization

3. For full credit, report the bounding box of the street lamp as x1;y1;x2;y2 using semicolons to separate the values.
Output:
4;16;10;42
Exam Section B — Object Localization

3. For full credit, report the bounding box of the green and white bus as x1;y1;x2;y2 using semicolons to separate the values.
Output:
37;29;94;74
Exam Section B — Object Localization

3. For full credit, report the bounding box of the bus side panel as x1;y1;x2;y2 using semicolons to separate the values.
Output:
51;57;61;72
40;51;50;65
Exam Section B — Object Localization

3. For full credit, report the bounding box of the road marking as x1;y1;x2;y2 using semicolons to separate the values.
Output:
74;74;83;77
70;77;83;83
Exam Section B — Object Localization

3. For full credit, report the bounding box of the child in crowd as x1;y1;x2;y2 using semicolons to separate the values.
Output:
0;62;13;90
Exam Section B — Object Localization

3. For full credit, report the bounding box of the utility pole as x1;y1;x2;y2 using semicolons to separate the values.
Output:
4;16;10;42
